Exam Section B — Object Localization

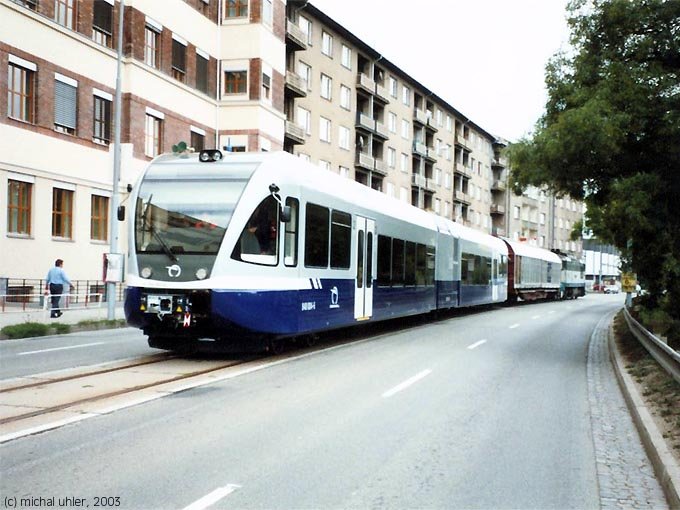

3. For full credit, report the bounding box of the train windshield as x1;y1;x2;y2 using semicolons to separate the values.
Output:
135;162;258;256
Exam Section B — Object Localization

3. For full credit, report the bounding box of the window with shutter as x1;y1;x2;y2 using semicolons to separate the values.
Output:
54;78;77;135
92;0;113;47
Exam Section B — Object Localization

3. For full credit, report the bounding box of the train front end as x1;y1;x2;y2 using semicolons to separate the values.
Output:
124;151;259;350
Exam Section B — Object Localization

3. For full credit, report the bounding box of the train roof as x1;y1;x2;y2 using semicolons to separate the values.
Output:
502;239;562;264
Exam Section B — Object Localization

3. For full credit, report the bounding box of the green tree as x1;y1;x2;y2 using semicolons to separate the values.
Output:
508;0;680;325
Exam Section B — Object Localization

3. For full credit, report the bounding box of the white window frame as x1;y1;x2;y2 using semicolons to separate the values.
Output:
319;116;331;143
321;30;333;57
341;44;351;69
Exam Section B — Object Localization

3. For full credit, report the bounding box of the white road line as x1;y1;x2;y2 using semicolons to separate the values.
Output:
532;315;541;320
17;342;106;356
467;340;487;350
548;310;556;314
382;369;432;398
183;485;241;510
509;323;520;329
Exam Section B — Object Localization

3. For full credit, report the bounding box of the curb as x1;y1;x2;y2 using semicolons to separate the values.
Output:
608;320;680;509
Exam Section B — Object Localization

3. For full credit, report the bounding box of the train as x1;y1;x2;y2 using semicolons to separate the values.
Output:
123;150;585;352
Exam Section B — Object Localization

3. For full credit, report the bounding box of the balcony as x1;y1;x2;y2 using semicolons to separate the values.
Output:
413;108;428;126
454;190;471;205
286;20;307;51
492;158;506;169
373;158;388;176
490;204;505;215
425;114;438;133
355;152;375;171
492;226;506;237
284;120;305;145
455;135;472;152
454;162;471;178
491;179;506;191
356;73;376;94
374;83;390;104
284;70;306;98
374;120;389;140
425;178;438;192
412;141;428;158
356;112;375;133
412;173;427;188
425;146;437;163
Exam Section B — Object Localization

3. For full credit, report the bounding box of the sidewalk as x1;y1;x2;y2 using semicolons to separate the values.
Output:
0;302;126;330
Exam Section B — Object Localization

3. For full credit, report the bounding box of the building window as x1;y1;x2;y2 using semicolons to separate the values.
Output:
12;0;38;10
340;84;350;109
389;76;397;97
54;75;77;135
388;147;396;168
341;44;351;69
144;25;160;69
262;0;272;25
224;70;247;94
91;195;109;241
388;112;396;133
321;31;333;57
145;113;162;157
92;0;113;47
298;15;312;44
55;0;75;29
93;95;111;144
52;188;74;239
298;61;311;91
320;73;332;100
8;62;35;123
297;107;311;135
7;179;32;235
339;125;350;150
402;85;411;106
319;117;331;143
401;119;409;139
172;39;187;82
195;52;209;94
191;130;205;151
261;73;271;100
224;0;248;18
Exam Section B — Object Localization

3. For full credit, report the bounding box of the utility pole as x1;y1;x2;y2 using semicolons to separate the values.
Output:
107;0;125;320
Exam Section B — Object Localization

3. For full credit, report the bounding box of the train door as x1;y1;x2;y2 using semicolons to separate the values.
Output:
492;257;499;301
354;216;375;320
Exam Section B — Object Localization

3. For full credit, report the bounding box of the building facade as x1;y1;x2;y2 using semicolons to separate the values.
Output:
1;0;582;282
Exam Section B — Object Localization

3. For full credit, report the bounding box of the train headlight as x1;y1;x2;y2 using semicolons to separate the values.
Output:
199;150;223;162
140;266;153;278
195;268;208;280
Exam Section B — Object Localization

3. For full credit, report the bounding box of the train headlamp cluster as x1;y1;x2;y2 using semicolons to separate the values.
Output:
195;268;208;280
199;150;223;163
140;266;153;278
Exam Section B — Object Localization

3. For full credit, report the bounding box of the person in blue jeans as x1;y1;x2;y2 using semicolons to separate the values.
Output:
45;259;73;318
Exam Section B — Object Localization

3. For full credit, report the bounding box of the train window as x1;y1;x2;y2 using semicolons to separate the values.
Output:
304;203;329;268
405;241;416;286
231;196;279;265
461;252;472;284
426;245;435;286
377;235;392;286
392;238;405;285
356;231;364;288
499;255;508;279
366;232;373;288
284;197;299;267
330;210;351;269
416;244;427;285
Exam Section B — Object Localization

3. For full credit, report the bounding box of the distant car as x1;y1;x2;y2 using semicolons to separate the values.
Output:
604;284;620;294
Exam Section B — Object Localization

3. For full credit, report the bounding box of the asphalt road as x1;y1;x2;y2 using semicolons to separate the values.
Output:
0;295;626;509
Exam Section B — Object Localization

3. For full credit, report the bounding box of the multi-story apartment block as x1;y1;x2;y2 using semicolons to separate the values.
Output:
1;0;582;283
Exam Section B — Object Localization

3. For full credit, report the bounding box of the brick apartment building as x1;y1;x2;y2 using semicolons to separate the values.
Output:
0;0;582;282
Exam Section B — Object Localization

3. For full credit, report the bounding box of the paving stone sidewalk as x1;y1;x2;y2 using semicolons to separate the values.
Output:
588;312;669;509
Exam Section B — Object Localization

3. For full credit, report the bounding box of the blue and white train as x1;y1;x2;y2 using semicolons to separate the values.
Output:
123;150;578;352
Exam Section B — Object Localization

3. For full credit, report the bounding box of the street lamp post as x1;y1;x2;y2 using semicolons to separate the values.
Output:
107;0;125;320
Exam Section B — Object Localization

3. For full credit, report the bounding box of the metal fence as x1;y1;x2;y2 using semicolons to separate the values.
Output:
623;305;680;385
0;279;126;313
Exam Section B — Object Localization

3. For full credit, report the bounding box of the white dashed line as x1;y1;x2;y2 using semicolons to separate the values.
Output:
382;369;432;398
509;323;520;329
467;340;487;350
183;485;241;510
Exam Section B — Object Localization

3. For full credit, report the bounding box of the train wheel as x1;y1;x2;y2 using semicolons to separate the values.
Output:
148;336;173;350
269;338;285;355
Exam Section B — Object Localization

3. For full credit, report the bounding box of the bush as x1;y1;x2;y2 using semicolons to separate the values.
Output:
1;322;50;339
52;323;71;334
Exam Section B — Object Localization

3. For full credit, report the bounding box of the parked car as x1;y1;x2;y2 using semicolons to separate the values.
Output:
604;284;620;294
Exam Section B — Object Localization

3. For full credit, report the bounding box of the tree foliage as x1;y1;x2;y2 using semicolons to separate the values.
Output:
508;0;680;320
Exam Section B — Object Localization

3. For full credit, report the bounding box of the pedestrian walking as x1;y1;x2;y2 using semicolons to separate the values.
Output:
45;259;73;318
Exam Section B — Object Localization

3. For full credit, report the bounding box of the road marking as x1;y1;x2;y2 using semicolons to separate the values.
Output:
548;310;556;314
17;342;106;356
183;485;241;510
532;315;541;319
382;369;432;398
467;340;487;350
509;323;520;329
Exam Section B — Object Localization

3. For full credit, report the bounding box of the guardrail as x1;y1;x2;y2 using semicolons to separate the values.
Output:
0;292;105;315
623;305;680;385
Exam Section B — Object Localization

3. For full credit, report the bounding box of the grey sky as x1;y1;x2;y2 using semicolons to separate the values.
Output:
308;0;572;142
